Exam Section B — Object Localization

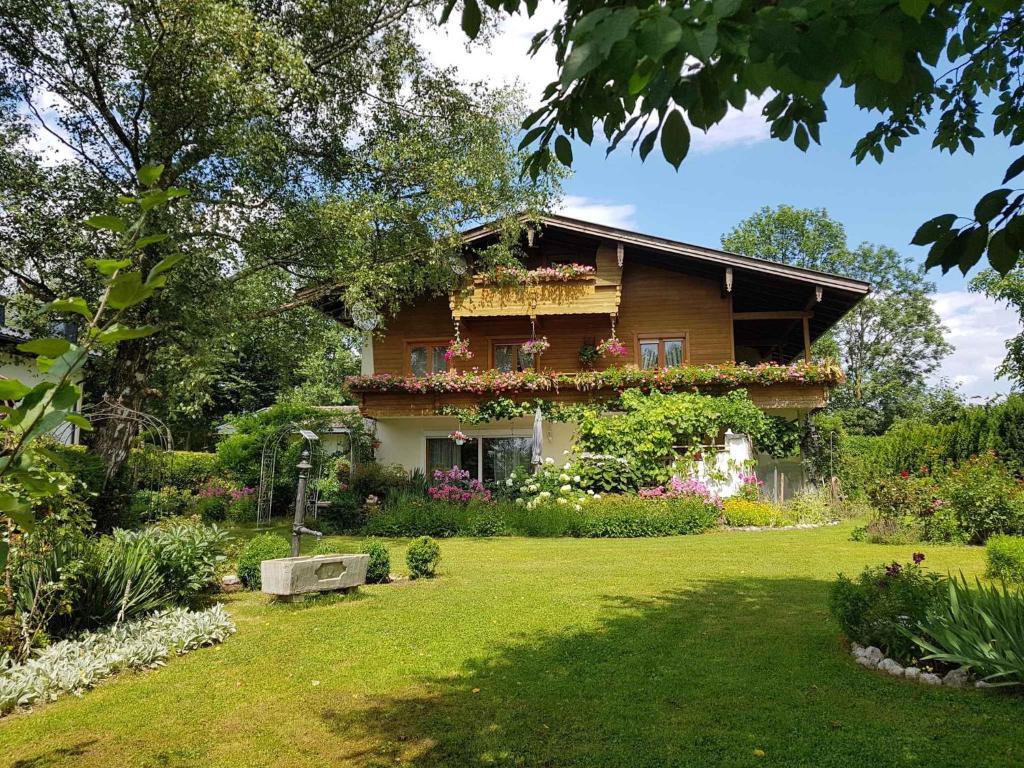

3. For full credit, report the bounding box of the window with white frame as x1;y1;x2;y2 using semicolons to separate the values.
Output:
426;435;533;483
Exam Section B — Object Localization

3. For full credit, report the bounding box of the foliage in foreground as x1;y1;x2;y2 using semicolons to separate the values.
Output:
986;535;1024;585
910;576;1024;687
448;0;1024;276
237;533;291;590
362;541;391;584
828;556;946;665
0;605;235;716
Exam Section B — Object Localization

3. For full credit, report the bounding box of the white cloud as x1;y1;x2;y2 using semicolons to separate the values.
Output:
556;195;637;229
931;291;1022;400
418;5;770;154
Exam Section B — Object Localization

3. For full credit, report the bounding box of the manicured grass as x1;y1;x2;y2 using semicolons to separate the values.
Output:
2;524;1022;767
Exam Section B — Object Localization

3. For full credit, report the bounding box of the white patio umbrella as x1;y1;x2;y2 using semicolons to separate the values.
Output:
531;405;544;467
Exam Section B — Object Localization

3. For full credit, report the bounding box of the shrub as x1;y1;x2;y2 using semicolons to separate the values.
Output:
851;517;924;545
188;478;236;522
828;555;946;664
0;606;234;717
226;487;257;523
362;540;391;583
938;452;1024;543
318;491;364;533
722;498;787;527
406;536;441;579
350;462;413;504
506;460;591;509
986;535;1024;584
128;447;220;492
129;486;194;522
237;533;291;590
910;576;1024;685
782;487;840;524
568;494;718;537
116;518;230;604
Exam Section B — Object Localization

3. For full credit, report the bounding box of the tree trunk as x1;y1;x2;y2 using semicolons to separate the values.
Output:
91;338;153;486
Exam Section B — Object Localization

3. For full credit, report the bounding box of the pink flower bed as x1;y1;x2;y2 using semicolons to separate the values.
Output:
428;467;492;503
638;477;723;508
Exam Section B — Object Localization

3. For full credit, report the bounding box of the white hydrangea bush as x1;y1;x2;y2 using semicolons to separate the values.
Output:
0;605;235;716
506;458;598;511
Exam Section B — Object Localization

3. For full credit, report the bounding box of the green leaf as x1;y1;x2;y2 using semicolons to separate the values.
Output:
713;0;743;18
133;233;170;251
65;413;94;431
17;337;71;357
147;253;186;284
106;272;156;310
911;213;957;246
45;297;93;320
986;228;1019;275
1002;155;1024;184
637;14;682;60
974;189;1012;223
554;135;573;166
0;541;7;572
871;45;904;83
462;0;482;38
96;323;160;344
794;124;809;152
137;163;164;188
85;214;127;233
0;379;31;400
0;491;33;531
898;0;929;20
638;129;658;161
86;257;132;276
660;109;690;169
958;225;988;274
693;23;719;60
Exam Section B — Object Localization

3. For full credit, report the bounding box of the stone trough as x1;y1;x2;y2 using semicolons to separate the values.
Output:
261;554;369;601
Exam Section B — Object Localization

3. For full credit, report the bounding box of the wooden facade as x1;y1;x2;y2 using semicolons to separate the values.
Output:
372;260;736;376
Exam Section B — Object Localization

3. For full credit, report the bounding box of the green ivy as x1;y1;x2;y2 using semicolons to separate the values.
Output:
574;389;797;486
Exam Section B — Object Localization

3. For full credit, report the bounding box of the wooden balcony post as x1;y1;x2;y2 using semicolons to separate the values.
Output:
802;316;811;362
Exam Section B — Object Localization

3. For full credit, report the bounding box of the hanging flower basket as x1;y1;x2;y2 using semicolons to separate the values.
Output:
444;338;473;361
449;430;469;445
520;336;550;356
597;337;628;357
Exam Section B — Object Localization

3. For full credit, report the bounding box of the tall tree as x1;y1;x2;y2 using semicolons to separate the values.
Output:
0;1;557;473
444;0;1024;276
970;267;1024;390
723;206;953;433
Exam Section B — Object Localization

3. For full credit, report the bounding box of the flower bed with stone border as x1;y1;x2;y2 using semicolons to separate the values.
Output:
849;643;989;689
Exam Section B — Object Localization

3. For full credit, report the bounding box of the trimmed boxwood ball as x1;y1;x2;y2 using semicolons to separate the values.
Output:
406;536;441;579
237;533;290;590
362;540;391;583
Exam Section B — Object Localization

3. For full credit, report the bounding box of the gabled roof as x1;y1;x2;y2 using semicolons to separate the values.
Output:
461;213;872;296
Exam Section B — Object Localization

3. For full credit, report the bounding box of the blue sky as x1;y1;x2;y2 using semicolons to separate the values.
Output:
422;6;1022;399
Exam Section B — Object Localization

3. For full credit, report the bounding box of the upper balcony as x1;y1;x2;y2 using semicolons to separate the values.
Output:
450;243;623;320
346;361;844;418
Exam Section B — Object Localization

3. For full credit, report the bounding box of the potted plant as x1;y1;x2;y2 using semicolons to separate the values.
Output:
597;337;627;357
449;429;469;446
521;336;550;356
444;337;473;361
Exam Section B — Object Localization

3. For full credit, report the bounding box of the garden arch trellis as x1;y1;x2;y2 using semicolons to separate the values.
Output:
256;423;350;527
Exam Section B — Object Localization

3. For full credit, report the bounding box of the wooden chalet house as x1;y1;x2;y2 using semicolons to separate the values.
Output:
332;215;870;492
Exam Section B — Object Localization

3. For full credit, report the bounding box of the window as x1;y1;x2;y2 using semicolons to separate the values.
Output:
483;437;533;483
408;342;448;376
427;437;478;479
426;435;533;483
637;336;687;369
493;342;535;372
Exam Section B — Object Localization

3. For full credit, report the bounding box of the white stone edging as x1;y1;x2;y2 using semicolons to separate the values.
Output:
850;643;989;689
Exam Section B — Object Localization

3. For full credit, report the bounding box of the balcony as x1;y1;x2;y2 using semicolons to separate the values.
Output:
450;250;622;320
346;362;842;418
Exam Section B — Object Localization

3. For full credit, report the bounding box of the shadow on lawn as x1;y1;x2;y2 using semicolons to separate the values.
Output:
322;578;1024;768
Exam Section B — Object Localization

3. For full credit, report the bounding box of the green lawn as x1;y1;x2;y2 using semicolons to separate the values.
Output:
2;524;1022;767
